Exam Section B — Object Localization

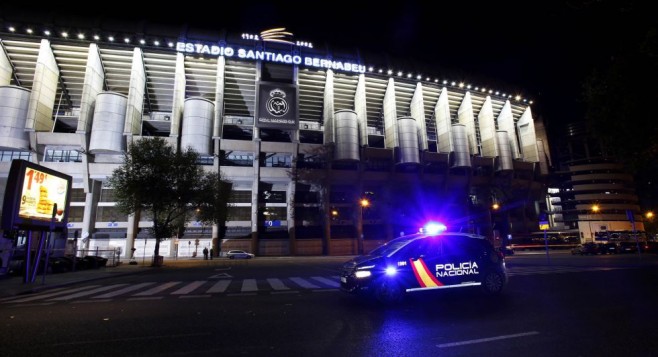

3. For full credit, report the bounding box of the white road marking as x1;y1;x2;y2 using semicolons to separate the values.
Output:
311;276;339;288
437;331;540;348
290;277;320;289
206;280;231;293
241;279;258;292
4;285;101;303
49;284;128;301
170;281;206;295
132;282;181;296
94;282;156;298
267;278;289;290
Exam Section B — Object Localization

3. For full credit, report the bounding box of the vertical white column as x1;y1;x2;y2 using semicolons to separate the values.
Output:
434;88;452;153
170;52;185;141
78;44;104;134
410;82;428;151
496;100;520;159
478;96;497;157
125;213;138;258
383;78;398;149
354;73;368;146
213;56;225;139
457;91;476;155
26;39;59;132
81;181;101;252
123;48;145;136
322;69;335;144
0;44;12;85
517;106;539;162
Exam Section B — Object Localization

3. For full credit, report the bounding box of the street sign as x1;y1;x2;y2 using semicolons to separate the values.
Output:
539;221;549;230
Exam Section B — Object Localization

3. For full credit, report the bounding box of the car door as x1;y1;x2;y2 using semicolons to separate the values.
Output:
436;236;482;287
400;237;444;291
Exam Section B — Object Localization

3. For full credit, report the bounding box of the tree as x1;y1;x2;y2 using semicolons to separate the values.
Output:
108;137;232;266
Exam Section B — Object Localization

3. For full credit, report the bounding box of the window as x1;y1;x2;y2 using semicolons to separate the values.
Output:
228;207;252;221
68;206;84;222
44;149;82;162
229;191;252;203
261;153;292;168
222;151;254;166
96;206;126;222
0;150;31;162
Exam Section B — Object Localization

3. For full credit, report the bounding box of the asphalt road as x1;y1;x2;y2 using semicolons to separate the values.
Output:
1;252;657;356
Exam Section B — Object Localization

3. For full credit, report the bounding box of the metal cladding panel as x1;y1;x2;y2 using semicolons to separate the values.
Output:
181;97;214;155
496;130;513;171
0;85;31;150
451;124;471;168
334;109;359;161
89;92;128;154
397;116;419;164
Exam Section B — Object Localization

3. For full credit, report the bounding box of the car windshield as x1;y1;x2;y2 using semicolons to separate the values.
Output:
367;234;423;258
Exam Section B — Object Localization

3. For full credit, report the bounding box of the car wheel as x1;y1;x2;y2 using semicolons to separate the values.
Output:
229;256;235;259
482;271;505;295
374;279;404;304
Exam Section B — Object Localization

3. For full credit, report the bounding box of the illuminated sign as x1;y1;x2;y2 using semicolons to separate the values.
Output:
256;82;297;129
176;42;366;74
1;160;72;230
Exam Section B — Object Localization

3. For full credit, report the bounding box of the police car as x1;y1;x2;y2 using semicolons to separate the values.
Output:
340;223;508;303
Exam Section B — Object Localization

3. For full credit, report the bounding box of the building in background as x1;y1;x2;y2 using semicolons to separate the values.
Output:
0;24;550;258
547;121;647;243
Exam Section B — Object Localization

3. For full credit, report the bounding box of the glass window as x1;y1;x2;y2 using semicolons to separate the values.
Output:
70;188;86;202
261;153;292;168
68;206;84;222
44;149;82;162
222;151;254;166
229;191;252;203
96;206;126;222
0;150;31;162
100;188;116;202
228;207;252;221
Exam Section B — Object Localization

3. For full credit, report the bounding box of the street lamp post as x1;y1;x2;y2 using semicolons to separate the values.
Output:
357;198;370;255
489;203;500;246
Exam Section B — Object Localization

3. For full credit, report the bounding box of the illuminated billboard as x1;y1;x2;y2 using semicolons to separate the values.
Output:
1;159;72;230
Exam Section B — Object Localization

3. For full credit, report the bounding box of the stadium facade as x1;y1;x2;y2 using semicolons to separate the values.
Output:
0;25;551;259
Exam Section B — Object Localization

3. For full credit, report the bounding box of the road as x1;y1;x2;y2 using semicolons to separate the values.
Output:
1;252;657;356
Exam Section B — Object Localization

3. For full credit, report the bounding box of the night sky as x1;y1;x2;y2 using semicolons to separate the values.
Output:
0;0;651;144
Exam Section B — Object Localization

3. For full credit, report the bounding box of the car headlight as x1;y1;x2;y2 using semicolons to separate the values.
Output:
354;270;372;278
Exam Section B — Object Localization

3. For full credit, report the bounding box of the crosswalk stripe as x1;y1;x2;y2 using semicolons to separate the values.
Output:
0;287;67;302
290;277;320;289
266;278;289;290
94;282;156;298
311;276;339;288
4;285;101;303
49;284;128;301
171;281;206;295
206;280;231;293
132;282;181;296
241;279;258;292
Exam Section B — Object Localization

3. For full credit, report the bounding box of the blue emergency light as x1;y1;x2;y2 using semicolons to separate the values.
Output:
422;222;447;235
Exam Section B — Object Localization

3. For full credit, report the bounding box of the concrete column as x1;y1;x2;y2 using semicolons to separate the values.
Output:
125;213;139;258
322;69;335;144
213;56;225;139
517;106;539;162
410;82;428;151
383;78;398;149
123;48;145;136
497;100;521;159
287;169;297;255
434;88;452;154
251;141;262;254
354;74;368;146
26;39;59;132
81;181;101;252
170;52;185;141
212;224;220;256
457;91;476;155
478;96;498;157
0;43;12;85
78;44;104;134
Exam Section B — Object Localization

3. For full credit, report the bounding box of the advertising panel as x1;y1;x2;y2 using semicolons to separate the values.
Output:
1;160;72;230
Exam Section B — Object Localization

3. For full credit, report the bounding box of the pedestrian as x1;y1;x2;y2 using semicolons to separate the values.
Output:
209;248;213;260
203;247;208;260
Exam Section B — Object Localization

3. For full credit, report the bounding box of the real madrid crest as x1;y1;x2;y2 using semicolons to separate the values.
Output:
266;88;289;117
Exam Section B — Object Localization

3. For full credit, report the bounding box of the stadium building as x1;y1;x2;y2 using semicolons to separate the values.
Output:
0;24;551;259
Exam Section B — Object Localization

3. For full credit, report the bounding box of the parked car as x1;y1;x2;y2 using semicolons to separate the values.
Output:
226;250;255;259
597;242;619;254
571;243;599;255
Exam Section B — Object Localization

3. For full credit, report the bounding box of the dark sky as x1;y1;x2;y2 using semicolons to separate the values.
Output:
0;1;651;135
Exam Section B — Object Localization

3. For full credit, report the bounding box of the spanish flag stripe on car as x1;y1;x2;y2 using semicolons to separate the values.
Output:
410;258;443;288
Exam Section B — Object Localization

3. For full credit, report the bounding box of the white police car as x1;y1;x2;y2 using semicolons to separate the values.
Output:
340;223;508;303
